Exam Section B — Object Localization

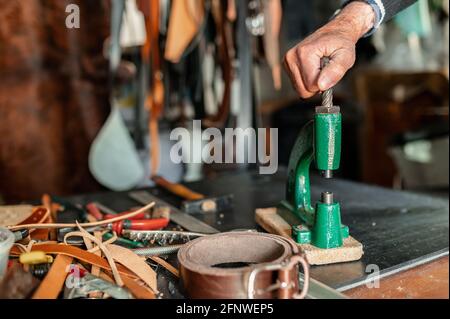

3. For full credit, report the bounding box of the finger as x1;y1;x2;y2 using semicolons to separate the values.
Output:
318;47;355;91
284;54;315;99
296;47;321;93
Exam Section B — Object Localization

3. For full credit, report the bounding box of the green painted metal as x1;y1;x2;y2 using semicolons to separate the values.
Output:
314;113;341;171
291;202;349;248
285;121;315;225
283;112;349;248
311;202;345;248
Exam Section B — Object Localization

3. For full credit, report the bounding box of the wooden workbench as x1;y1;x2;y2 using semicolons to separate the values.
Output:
345;256;449;299
62;169;449;299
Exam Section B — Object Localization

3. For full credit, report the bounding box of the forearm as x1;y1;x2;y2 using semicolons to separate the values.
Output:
327;1;376;43
284;0;420;98
342;0;419;36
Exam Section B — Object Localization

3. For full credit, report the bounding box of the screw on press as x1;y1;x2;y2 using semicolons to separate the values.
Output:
320;57;333;109
319;57;335;179
321;192;334;205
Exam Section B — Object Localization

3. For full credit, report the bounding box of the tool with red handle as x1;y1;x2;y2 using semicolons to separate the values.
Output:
109;218;169;235
86;203;104;221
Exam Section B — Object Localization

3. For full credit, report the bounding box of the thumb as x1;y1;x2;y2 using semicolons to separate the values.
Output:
318;49;355;91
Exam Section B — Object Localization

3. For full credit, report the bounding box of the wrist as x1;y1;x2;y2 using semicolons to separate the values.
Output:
332;1;376;42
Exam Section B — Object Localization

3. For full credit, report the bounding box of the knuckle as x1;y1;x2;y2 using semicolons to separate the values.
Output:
284;50;296;64
296;44;311;60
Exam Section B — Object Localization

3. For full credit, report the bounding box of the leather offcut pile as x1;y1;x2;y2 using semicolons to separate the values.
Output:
0;197;174;299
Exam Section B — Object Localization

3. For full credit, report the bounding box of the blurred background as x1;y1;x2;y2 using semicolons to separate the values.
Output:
0;0;448;203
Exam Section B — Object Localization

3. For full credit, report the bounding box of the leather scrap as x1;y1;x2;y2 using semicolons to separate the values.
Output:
106;244;158;293
121;276;156;299
149;256;179;278
9;244;139;280
32;254;73;299
0;205;33;227
164;0;204;63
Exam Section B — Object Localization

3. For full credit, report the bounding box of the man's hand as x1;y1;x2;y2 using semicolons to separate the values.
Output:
284;2;376;98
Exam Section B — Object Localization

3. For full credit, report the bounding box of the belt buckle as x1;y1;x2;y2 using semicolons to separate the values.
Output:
246;254;309;299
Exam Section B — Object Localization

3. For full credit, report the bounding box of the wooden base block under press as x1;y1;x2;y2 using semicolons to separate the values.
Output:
255;207;364;265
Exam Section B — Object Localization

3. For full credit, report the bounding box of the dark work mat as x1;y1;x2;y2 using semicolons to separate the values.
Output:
64;169;449;292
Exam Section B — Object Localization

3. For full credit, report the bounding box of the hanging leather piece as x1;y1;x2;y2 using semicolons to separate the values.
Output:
164;0;205;63
139;0;164;177
203;0;233;128
236;0;254;132
263;0;283;90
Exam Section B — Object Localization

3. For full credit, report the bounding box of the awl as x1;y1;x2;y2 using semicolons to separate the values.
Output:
152;175;233;214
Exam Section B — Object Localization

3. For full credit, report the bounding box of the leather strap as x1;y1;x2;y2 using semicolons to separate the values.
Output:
178;232;309;299
17;207;50;240
18;207;49;226
121;275;156;299
263;0;283;90
164;0;204;63
32;255;73;299
10;244;139;280
149;256;179;277
203;0;232;128
139;0;164;176
106;244;157;292
92;231;103;276
8;202;155;231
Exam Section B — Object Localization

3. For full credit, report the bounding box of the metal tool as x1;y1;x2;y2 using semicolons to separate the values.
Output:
151;176;233;214
13;229;29;242
127;230;206;257
102;232;144;249
133;245;184;257
299;274;347;299
106;218;169;235
56;217;168;246
278;57;351;249
123;229;207;243
64;267;133;299
129;191;219;234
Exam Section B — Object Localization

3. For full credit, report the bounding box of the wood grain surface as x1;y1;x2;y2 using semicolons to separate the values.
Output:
346;257;449;299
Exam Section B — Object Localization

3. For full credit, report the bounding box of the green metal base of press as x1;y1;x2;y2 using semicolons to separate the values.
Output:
278;200;349;249
283;110;351;249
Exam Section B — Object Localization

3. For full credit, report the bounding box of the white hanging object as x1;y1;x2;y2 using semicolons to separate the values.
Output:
120;0;147;48
89;99;145;191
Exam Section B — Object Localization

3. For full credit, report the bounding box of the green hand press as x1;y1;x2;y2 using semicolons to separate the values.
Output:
280;57;350;249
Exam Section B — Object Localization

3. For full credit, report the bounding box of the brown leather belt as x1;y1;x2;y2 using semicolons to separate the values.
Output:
178;232;309;299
